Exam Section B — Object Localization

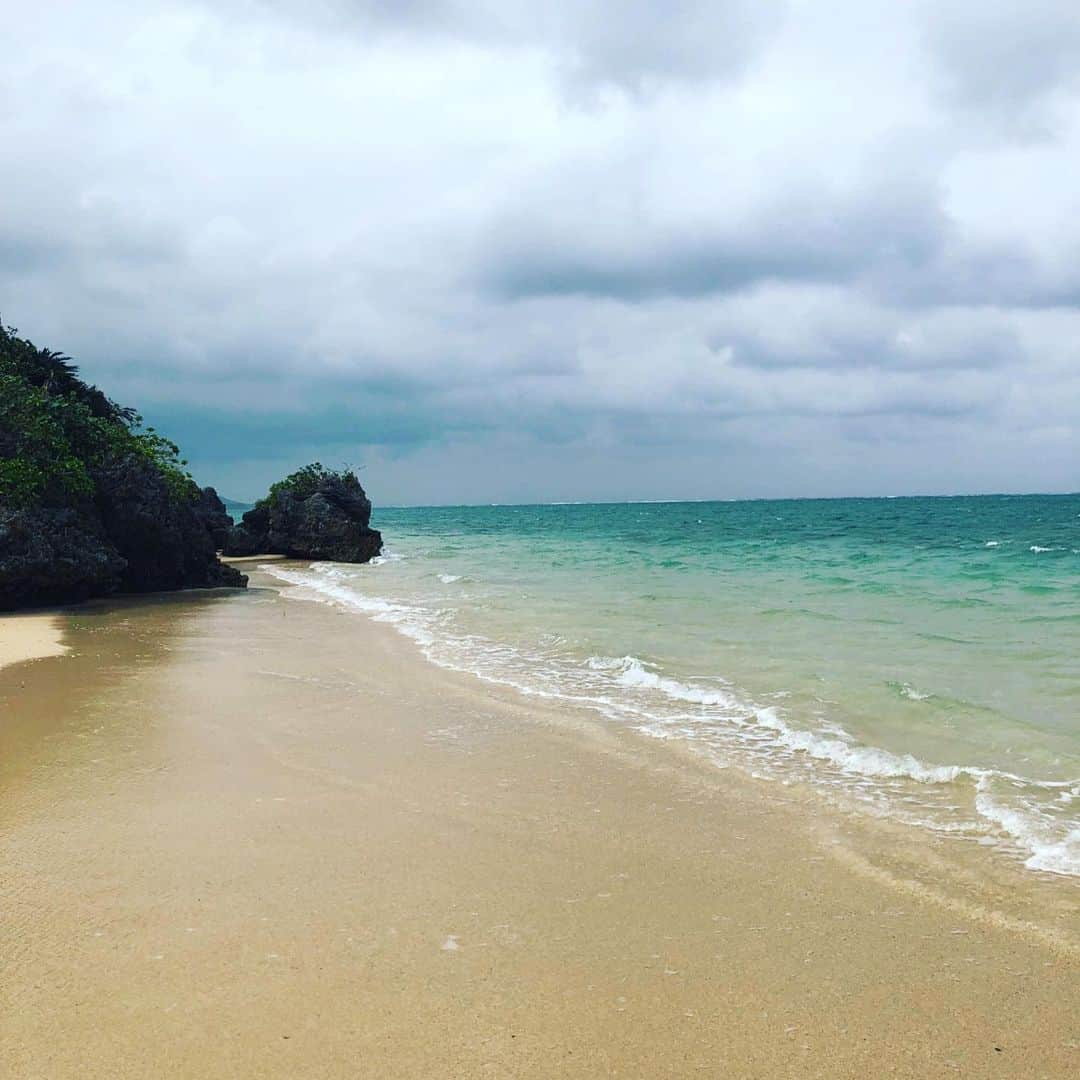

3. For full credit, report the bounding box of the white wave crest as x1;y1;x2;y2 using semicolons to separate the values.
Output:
586;656;738;707
369;550;405;565
975;779;1080;876
264;565;439;647
753;707;965;783
898;683;932;701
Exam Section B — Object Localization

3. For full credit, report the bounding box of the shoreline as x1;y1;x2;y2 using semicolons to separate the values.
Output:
219;552;287;564
2;571;1077;1077
263;557;1080;886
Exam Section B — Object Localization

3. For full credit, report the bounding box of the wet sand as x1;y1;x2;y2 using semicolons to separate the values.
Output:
1;570;1077;1078
219;553;287;564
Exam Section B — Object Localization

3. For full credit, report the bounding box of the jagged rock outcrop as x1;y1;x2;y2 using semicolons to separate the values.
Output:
0;322;247;610
0;504;126;608
92;459;247;593
0;478;247;610
194;486;234;551
225;466;383;563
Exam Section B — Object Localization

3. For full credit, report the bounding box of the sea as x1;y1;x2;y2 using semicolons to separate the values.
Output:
263;494;1080;878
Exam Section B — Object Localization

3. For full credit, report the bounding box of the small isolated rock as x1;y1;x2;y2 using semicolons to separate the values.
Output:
225;464;382;563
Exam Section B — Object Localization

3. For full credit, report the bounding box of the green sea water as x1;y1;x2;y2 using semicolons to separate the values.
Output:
266;494;1080;877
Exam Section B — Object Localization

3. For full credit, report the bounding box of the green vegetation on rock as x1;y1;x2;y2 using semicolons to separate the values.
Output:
0;323;197;509
0;322;245;609
260;462;365;510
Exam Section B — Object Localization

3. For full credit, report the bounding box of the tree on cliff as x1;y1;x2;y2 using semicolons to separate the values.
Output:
0;325;196;509
0;323;246;609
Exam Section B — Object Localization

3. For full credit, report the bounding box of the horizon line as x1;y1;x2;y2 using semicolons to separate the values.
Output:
364;489;1080;512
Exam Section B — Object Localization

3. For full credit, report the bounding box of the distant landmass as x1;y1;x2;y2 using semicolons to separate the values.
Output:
220;497;254;523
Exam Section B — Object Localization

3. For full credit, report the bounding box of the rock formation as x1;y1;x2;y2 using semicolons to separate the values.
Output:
0;480;246;610
0;323;247;610
0;505;126;608
195;487;235;551
226;465;382;563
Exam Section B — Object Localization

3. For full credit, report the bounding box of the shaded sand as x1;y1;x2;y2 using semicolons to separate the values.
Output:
1;570;1077;1078
0;612;66;671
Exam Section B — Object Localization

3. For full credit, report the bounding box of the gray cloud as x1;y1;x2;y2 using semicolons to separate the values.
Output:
2;0;1079;502
483;171;946;300
256;0;786;93
927;1;1080;129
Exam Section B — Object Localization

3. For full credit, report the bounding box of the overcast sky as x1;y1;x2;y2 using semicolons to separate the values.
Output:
3;1;1079;504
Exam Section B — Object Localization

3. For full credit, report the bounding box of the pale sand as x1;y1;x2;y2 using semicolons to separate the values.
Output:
0;611;67;671
1;571;1077;1078
219;553;287;564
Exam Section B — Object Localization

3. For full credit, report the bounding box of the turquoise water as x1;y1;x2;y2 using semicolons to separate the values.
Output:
266;494;1080;877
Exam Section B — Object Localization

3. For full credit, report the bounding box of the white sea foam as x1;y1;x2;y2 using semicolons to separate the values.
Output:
1021;829;1080;875
984;540;1000;547
369;550;405;565
264;565;441;648
752;707;965;783
974;779;1080;875
586;655;738;707
438;574;463;584
260;564;1080;878
898;683;932;701
1029;545;1055;553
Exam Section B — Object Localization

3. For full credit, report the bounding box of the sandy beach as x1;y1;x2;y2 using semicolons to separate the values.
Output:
1;568;1077;1078
0;612;67;672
